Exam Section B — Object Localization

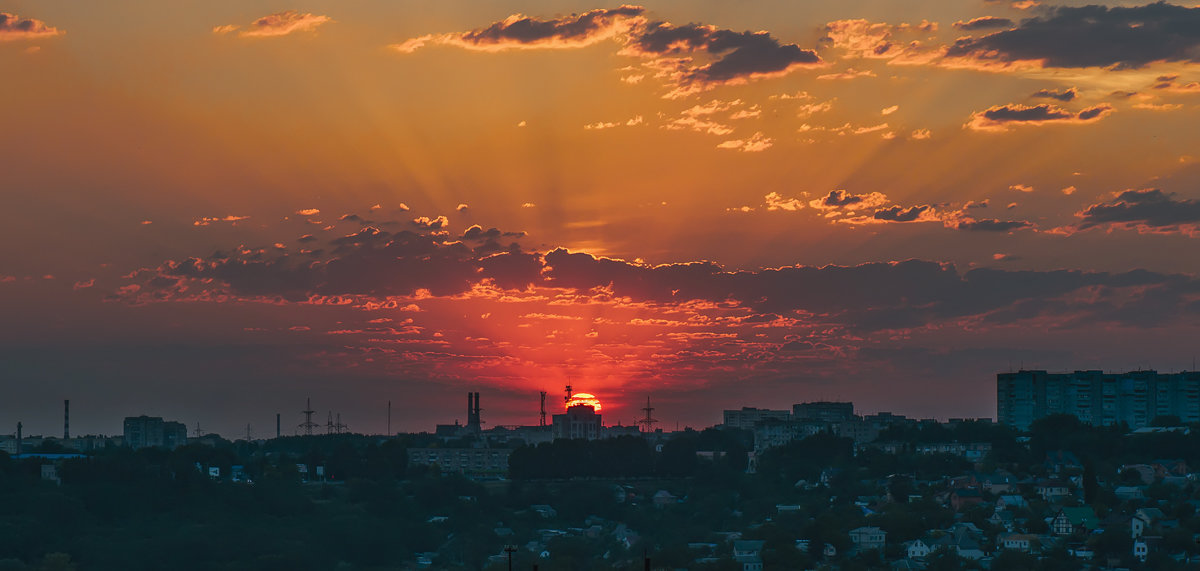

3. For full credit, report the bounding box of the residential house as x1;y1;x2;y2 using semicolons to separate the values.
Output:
1115;486;1146;501
999;533;1040;553
732;539;764;571
1051;507;1099;536
849;526;886;553
932;523;985;560
1036;479;1072;501
951;489;984;512
904;539;931;559
1132;508;1165;539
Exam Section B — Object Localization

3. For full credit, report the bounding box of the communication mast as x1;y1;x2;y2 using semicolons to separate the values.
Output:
539;391;547;427
298;398;319;436
564;383;573;405
637;396;659;433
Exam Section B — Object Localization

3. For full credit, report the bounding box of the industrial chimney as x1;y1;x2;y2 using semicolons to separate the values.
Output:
63;400;70;440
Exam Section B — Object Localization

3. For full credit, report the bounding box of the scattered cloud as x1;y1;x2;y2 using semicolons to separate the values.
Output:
220;10;332;38
1009;184;1035;193
0;12;63;41
1073;188;1200;235
194;215;250;226
716;132;773;152
1061;186;1077;195
1031;87;1077;102
952;17;1014;31
965;103;1113;131
947;3;1200;69
881;105;899;116
817;68;876;80
394;6;644;53
764;192;805;211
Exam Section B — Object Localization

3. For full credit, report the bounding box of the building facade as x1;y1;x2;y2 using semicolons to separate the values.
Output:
722;407;791;430
123;416;188;449
552;404;602;440
793;401;855;423
997;370;1200;431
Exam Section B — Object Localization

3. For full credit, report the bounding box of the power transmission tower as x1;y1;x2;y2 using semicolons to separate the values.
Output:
298;398;319;436
638;396;659;433
539;391;547;427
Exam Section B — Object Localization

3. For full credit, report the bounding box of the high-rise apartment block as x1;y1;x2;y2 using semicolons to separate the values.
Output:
997;370;1200;431
123;416;188;449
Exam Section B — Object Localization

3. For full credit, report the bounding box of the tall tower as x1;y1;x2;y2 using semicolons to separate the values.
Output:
467;392;482;432
539;391;547;427
63;400;70;440
638;396;659;433
298;398;319;436
276;413;281;439
564;384;574;405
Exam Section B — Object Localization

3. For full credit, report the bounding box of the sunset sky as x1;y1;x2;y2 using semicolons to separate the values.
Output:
5;0;1200;437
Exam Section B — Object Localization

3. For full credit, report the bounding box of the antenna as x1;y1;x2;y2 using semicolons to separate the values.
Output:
539;391;547;427
298;398;319;436
638;396;659;433
245;423;253;442
193;422;204;438
564;383;573;404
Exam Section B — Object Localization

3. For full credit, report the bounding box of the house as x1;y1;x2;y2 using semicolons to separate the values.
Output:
996;495;1029;510
951;489;984;511
1067;544;1095;560
1132;508;1165;538
849;527;886;552
932;524;985;560
904;539;931;559
982;473;1017;494
1151;459;1189;477
732;540;765;558
1051;507;1099;535
988;510;1016;532
1115;486;1146;501
1134;536;1161;562
733;554;763;571
999;533;1040;553
1045;450;1083;475
1036;479;1072;501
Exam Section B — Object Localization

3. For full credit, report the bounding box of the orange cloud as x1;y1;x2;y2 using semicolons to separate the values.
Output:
965;103;1113;132
218;10;332;38
0;12;63;41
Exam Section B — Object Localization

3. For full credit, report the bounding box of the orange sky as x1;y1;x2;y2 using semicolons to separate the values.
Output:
4;1;1200;436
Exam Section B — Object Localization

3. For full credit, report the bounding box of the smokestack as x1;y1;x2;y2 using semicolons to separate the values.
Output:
63;400;70;440
276;413;281;439
16;422;21;455
467;392;474;424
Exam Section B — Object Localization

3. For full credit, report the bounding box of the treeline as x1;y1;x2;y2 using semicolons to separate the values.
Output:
509;429;750;479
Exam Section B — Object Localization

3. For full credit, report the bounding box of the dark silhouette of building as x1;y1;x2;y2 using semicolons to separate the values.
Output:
123;416;188;449
998;370;1200;430
552;404;602;440
793;401;855;423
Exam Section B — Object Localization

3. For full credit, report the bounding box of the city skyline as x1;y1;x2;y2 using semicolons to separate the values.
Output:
5;1;1200;437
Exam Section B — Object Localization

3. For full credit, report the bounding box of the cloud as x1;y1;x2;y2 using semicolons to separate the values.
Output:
947;218;1034;232
716;132;773;152
0;12;63;41
412;216;449;229
194;215;250;226
946;3;1200;69
221;10;332;38
764;192;804;211
1074;188;1200;235
1031;87;1077;102
873;204;934;222
953;17;1014;31
817;68;876;80
881;105;899;115
965;103;1113;131
821;19;942;65
809;189;889;211
910;129;932;140
397;6;645;53
296;208;320;216
627;21;823;97
1009;184;1035;193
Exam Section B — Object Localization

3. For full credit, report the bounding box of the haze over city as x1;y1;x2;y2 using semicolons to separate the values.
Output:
6;0;1200;438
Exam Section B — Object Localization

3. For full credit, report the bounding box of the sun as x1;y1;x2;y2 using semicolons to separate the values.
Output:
566;392;602;411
